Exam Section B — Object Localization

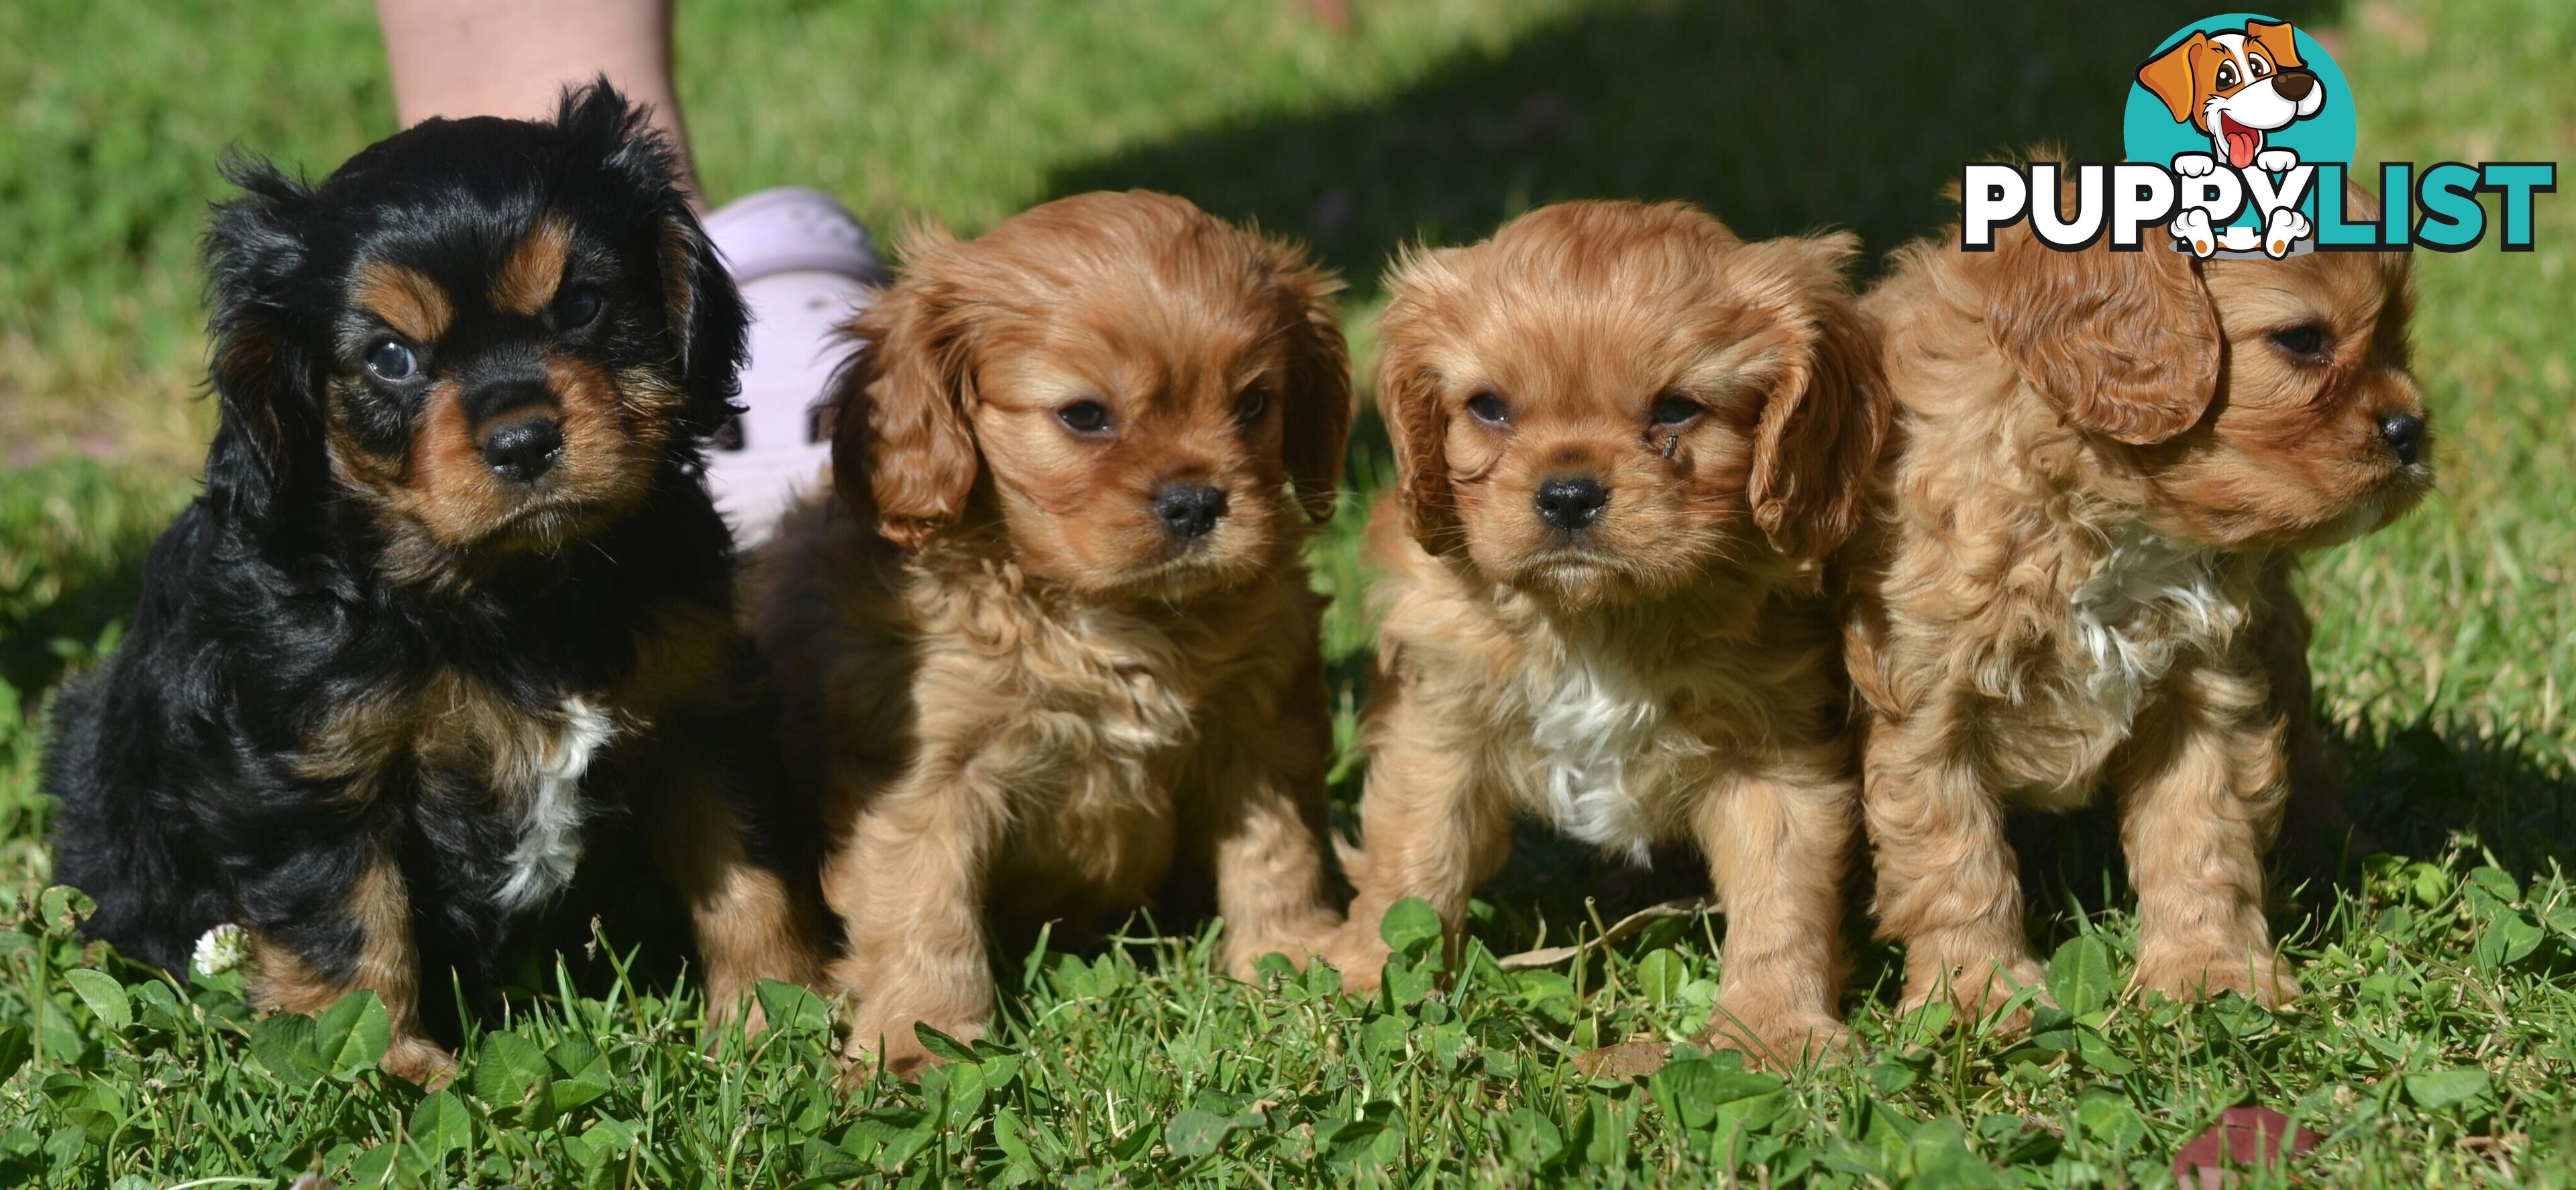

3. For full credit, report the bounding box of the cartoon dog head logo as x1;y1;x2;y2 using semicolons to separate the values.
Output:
2135;19;2326;173
1961;17;2554;259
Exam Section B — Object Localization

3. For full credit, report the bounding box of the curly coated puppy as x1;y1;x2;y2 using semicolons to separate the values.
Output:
752;191;1353;1075
1320;201;1890;1067
1842;195;2430;1020
44;83;824;1084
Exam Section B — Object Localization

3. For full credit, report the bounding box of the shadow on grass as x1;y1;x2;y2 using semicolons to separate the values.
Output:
2338;713;2576;879
1051;0;2341;287
1407;706;2576;992
0;459;192;700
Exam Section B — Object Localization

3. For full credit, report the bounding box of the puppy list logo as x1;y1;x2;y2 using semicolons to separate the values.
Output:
1962;12;2555;256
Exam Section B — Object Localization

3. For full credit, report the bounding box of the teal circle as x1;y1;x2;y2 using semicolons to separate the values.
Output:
2123;13;2357;168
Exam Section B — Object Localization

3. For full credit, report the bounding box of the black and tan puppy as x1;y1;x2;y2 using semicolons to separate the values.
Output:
44;83;822;1083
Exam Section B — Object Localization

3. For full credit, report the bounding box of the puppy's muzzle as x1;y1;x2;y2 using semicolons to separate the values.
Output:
1534;474;1608;532
1153;482;1228;539
468;378;565;484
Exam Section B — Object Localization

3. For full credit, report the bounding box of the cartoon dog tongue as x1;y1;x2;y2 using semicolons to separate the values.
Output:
2218;112;2263;169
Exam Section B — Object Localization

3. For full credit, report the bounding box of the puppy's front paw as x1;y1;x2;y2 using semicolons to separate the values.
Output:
843;1010;984;1081
2174;153;2219;178
2170;209;2218;258
702;981;769;1041
2254;148;2301;173
1902;953;2049;1032
1224;912;1344;981
382;1036;460;1089
2135;946;2298;1008
1318;922;1393;996
1703;1008;1851;1071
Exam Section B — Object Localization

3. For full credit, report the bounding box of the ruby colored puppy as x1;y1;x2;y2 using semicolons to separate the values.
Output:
753;191;1353;1075
1323;201;1889;1067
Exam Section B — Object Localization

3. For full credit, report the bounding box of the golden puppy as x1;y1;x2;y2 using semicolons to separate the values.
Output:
1843;205;2430;1018
1322;201;1889;1065
753;191;1352;1075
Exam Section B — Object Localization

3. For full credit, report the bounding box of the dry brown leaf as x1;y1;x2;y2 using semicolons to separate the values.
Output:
1572;1039;1674;1081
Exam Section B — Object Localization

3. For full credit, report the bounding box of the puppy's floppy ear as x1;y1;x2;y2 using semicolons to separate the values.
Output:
1988;215;2220;446
2246;19;2304;69
1374;245;1464;551
1735;232;1890;561
201;155;323;532
1263;240;1353;523
557;76;749;436
2136;31;2204;124
830;229;979;547
652;206;750;435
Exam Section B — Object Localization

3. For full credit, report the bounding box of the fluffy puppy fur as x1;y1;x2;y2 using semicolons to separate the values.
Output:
1320;201;1889;1066
44;84;824;1083
1841;199;2430;1018
752;191;1352;1075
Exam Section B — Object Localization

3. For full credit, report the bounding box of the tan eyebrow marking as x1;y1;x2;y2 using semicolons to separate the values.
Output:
354;261;453;342
492;213;574;315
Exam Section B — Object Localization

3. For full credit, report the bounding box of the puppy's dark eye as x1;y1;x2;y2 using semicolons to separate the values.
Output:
364;339;417;382
1057;400;1112;435
1466;389;1509;426
555;284;604;329
2249;57;2271;77
1234;383;1271;428
2215;64;2238;89
1648;391;1704;427
2268;323;2331;360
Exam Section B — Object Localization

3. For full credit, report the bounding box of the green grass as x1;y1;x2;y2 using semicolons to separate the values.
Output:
3;0;2573;1184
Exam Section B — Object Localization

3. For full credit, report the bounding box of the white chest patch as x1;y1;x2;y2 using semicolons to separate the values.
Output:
495;696;614;913
1525;642;1666;862
2065;530;2239;729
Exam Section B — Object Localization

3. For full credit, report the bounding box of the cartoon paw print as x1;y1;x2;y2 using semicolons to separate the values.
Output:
2172;153;2218;178
2169;207;2218;257
2263;207;2312;257
2254;148;2302;174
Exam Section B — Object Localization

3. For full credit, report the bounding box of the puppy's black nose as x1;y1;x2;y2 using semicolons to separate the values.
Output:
2273;69;2317;102
1153;483;1228;539
1534;475;1608;531
480;418;564;483
2377;413;2426;466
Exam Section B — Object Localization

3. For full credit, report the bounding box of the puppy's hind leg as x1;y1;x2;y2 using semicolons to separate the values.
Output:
1698;753;1855;1069
42;680;231;973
